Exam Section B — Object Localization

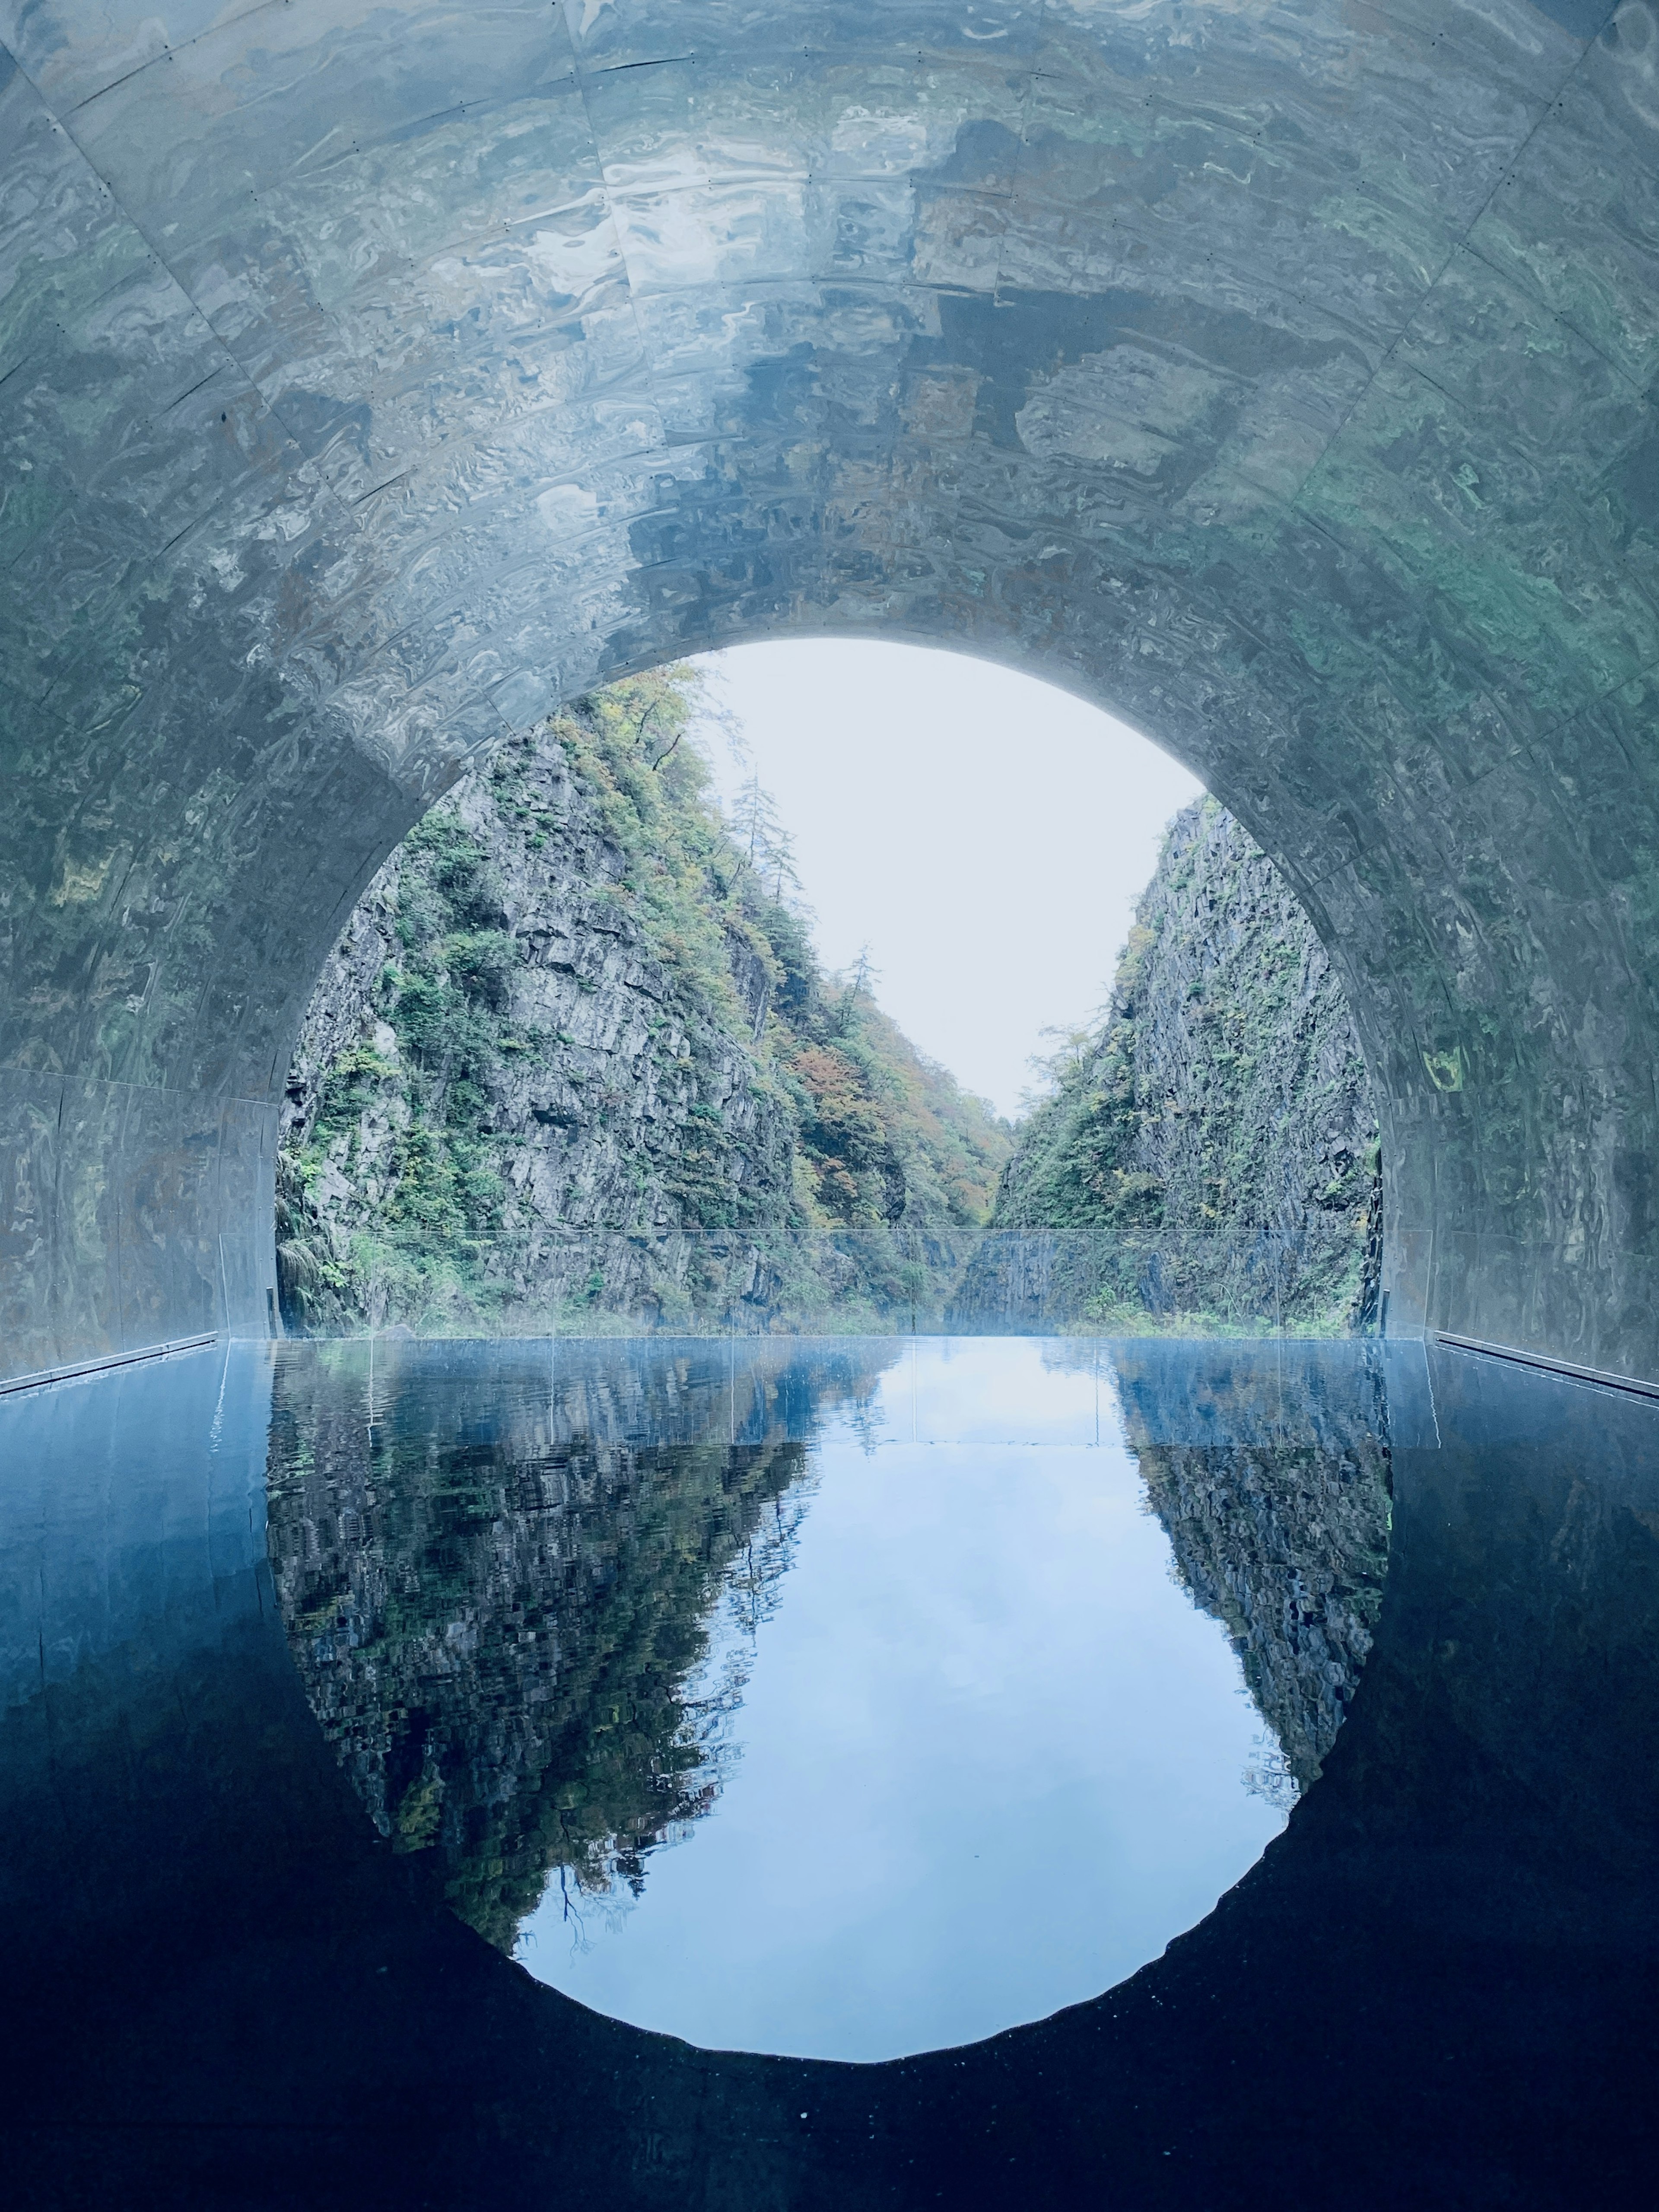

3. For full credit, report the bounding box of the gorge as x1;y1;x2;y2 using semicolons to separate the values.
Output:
8;6;1659;2192
276;667;1010;1334
279;671;1381;1337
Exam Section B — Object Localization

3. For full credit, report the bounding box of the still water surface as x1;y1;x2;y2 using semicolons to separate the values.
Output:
264;1335;1391;2060
18;1332;1654;2202
522;1341;1282;2057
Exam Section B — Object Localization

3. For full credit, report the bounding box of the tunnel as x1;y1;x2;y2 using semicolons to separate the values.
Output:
3;0;1658;1388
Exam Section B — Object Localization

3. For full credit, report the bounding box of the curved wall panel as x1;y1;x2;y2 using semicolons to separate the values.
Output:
1;0;1654;1377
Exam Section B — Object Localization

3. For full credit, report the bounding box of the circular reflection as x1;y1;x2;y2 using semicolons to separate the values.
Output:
267;1336;1391;2061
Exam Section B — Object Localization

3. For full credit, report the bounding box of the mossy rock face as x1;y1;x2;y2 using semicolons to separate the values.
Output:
277;670;1011;1334
976;799;1381;1336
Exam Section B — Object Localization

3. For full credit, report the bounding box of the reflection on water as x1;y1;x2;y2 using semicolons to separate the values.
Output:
1110;1343;1393;1800
7;1334;1658;2199
266;1335;1394;2058
265;1338;893;1946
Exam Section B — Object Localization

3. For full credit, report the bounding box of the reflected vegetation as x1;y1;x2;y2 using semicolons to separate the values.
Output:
265;1338;895;1947
268;1335;1393;1974
9;1334;1659;2198
1109;1344;1393;1801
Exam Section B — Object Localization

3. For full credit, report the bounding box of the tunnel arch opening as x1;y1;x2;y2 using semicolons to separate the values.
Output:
3;1;1655;1384
270;629;1384;1341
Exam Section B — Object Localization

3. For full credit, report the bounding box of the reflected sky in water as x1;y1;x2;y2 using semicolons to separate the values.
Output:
26;1332;1659;2203
524;1341;1293;2057
252;1334;1393;2063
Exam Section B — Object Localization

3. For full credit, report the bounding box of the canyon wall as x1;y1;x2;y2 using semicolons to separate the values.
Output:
973;799;1381;1335
277;673;1009;1333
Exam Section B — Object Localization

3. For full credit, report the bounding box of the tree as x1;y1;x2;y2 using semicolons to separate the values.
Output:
613;663;700;770
832;942;880;1034
728;775;802;905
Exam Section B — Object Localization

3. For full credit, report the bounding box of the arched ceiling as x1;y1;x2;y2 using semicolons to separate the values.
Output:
2;0;1657;1381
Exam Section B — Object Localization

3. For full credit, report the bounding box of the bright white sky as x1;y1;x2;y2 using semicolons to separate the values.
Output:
696;640;1203;1121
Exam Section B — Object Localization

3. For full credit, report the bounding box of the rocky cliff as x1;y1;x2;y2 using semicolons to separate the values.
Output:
972;798;1380;1334
277;670;1010;1333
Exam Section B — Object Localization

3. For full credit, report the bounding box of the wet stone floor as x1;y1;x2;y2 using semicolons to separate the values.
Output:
2;1334;1656;2206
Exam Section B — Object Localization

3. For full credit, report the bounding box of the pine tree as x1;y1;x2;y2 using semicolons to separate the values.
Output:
728;775;801;903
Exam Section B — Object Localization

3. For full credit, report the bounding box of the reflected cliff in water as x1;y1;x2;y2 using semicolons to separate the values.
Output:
1105;1342;1393;1800
7;1333;1658;2201
265;1338;898;1948
268;1335;1393;1975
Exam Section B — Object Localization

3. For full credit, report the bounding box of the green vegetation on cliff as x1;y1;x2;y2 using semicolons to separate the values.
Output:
978;798;1380;1334
278;669;1010;1333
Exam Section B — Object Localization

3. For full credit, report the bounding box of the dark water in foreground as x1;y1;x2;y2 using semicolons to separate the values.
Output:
1;1334;1655;2205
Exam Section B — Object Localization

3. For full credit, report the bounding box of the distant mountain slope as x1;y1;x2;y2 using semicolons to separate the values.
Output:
977;797;1380;1335
276;668;1010;1332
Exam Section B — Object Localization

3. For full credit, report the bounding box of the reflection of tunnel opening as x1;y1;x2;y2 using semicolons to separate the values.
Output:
9;11;1659;2192
263;1331;1398;2059
5;4;1659;1389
